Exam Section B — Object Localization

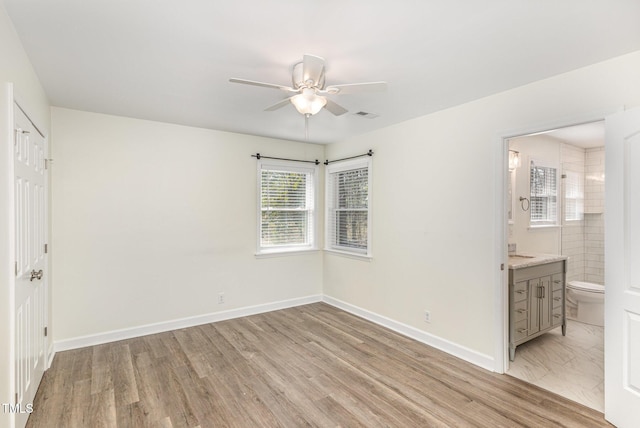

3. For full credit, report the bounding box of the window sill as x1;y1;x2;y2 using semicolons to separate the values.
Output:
527;224;561;230
324;248;372;262
255;248;319;259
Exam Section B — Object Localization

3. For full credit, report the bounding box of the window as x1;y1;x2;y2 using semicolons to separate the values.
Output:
326;157;372;257
258;160;317;254
530;160;558;226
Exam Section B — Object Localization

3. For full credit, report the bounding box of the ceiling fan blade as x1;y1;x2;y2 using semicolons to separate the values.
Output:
302;54;325;86
324;99;348;116
264;97;294;112
229;78;296;92
323;81;387;95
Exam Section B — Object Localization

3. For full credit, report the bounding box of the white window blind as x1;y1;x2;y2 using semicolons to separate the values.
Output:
530;160;558;225
258;161;316;254
564;170;584;222
326;158;371;256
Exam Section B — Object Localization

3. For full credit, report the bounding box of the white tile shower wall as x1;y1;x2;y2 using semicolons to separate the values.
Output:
584;147;605;285
563;224;585;283
585;147;605;214
561;143;586;283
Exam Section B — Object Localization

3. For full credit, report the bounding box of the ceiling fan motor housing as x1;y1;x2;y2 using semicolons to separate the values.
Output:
292;61;325;90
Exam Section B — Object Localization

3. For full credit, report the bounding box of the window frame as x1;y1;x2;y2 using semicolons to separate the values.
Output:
256;159;318;256
325;157;372;259
529;158;559;227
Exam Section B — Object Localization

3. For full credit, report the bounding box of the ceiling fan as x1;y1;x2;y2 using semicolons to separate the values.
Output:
229;54;387;124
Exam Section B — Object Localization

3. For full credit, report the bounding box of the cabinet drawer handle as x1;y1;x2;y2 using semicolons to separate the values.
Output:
553;314;562;318
553;297;562;301
515;290;526;294
554;280;562;284
517;328;528;333
516;309;527;314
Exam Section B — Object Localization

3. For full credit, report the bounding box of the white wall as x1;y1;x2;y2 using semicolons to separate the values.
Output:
0;4;50;425
324;50;640;361
51;108;323;343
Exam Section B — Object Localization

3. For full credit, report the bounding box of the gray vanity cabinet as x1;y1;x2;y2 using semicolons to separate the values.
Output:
509;260;566;361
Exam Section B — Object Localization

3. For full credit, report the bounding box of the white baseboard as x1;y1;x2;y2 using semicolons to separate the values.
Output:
46;343;55;369
53;293;495;373
53;294;322;353
322;295;495;372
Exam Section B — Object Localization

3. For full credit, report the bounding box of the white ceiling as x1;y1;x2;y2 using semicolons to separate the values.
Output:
4;0;640;144
545;121;605;149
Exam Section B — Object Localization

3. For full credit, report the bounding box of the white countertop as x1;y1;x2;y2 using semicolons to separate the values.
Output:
508;253;568;269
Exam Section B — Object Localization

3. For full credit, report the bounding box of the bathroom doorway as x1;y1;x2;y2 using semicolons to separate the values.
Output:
504;121;605;412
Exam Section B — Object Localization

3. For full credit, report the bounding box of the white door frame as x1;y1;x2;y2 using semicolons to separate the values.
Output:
3;82;19;428
494;111;612;375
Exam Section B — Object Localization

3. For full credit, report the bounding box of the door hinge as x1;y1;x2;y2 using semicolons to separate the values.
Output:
15;392;18;405
44;158;53;169
44;327;48;337
15;261;18;276
44;243;48;254
500;263;505;271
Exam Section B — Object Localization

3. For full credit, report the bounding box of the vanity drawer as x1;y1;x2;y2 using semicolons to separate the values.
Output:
513;300;528;323
514;319;529;341
512;281;528;303
552;273;564;291
552;306;563;326
552;290;563;309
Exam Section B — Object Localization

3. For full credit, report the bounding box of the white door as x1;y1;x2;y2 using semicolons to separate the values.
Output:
14;103;47;427
605;107;640;427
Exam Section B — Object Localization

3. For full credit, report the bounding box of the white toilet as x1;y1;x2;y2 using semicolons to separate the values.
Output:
566;281;605;326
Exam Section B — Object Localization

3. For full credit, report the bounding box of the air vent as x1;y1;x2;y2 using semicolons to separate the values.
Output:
354;111;380;119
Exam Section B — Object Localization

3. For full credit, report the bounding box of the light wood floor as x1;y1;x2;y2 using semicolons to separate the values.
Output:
27;303;611;427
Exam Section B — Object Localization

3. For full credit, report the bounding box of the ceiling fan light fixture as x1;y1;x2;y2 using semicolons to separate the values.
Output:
291;89;327;115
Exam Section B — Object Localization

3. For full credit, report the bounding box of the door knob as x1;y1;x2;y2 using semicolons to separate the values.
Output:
29;269;43;281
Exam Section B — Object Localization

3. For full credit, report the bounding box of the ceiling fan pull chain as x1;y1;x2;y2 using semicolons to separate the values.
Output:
305;114;310;141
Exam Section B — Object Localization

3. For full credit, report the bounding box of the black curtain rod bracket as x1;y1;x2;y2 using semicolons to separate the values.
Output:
251;153;319;165
324;149;374;165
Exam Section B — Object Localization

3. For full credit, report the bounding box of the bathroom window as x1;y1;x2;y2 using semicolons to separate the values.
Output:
564;170;584;222
530;160;558;226
257;160;318;255
326;157;372;258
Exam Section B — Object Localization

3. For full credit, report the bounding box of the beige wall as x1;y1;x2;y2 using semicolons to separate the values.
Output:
50;108;324;342
509;134;562;255
0;4;50;424
324;51;640;360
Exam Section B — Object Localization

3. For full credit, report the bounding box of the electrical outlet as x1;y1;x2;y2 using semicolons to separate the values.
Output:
424;310;431;323
218;292;225;304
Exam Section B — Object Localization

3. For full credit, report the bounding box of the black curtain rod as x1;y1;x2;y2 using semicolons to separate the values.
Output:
324;149;374;165
251;153;320;165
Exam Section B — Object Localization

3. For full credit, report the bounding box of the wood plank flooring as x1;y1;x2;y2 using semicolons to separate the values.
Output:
27;303;612;427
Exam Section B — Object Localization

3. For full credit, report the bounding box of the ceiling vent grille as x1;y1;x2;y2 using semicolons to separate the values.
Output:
354;111;380;119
